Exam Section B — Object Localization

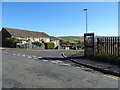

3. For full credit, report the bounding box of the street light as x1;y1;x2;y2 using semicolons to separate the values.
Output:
83;8;88;33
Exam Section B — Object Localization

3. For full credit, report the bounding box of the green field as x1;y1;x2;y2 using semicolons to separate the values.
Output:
69;50;84;52
58;38;83;44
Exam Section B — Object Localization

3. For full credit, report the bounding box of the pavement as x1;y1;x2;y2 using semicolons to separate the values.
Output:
2;49;119;88
62;51;120;77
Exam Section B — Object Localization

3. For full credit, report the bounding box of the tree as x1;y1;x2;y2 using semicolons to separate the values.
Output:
5;37;22;47
79;40;84;45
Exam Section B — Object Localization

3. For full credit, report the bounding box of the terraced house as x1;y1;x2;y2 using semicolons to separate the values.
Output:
1;27;59;49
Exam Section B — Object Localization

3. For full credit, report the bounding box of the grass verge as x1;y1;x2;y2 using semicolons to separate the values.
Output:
90;55;120;65
66;50;120;65
69;50;84;52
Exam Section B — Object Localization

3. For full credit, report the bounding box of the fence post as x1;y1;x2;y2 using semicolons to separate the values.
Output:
115;37;117;56
105;37;106;55
113;37;115;56
109;37;110;55
97;38;99;54
100;37;102;55
106;37;108;55
103;37;105;54
101;37;103;55
110;37;112;56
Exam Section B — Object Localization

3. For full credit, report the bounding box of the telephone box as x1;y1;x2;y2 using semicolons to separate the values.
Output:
84;33;94;57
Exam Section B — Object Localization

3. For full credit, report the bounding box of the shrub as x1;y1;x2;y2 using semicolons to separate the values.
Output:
5;37;22;48
6;37;22;43
32;41;42;47
79;40;84;45
44;42;55;49
90;55;120;65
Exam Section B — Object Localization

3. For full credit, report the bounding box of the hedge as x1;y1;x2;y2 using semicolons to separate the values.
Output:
90;55;120;65
32;41;42;47
44;42;55;49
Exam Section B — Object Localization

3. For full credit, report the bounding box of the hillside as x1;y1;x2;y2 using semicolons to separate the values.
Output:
58;36;84;46
58;36;84;39
58;38;79;44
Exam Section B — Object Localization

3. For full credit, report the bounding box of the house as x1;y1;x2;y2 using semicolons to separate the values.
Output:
1;27;59;48
50;36;60;47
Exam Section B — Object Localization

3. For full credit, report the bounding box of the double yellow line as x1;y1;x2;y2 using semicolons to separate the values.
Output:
102;75;120;80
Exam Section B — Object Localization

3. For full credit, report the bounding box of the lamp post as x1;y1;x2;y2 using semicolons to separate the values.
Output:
83;8;88;33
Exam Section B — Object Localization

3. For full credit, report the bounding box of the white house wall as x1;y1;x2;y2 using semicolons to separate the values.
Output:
40;38;50;42
34;38;39;41
52;40;60;47
16;36;59;47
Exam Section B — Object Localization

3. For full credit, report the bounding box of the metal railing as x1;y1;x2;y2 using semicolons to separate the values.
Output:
95;37;120;56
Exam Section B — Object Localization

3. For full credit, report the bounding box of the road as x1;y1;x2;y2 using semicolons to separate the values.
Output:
2;49;119;88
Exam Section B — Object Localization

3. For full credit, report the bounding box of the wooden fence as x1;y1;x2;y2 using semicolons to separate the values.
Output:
95;37;120;56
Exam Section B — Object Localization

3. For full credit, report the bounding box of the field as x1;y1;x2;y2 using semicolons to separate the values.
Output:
69;50;84;52
58;38;83;44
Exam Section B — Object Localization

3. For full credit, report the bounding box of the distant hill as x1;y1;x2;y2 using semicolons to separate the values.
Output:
58;36;84;45
57;36;84;39
57;35;118;41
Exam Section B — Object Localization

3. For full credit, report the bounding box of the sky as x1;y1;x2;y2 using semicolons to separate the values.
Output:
1;0;119;2
118;1;120;36
1;2;118;36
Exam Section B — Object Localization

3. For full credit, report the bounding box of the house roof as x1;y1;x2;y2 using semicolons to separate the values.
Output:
2;27;51;38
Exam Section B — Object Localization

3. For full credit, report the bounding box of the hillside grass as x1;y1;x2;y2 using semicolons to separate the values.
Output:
58;38;83;44
69;50;84;52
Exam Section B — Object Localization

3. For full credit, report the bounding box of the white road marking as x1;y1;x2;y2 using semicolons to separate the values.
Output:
42;60;48;62
22;54;26;57
61;63;71;66
27;56;32;58
12;54;16;55
55;60;63;63
32;56;37;58
51;61;58;64
38;57;42;59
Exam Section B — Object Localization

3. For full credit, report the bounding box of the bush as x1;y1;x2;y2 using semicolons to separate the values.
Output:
32;41;42;47
44;42;55;49
90;55;120;65
5;37;22;48
6;37;22;43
